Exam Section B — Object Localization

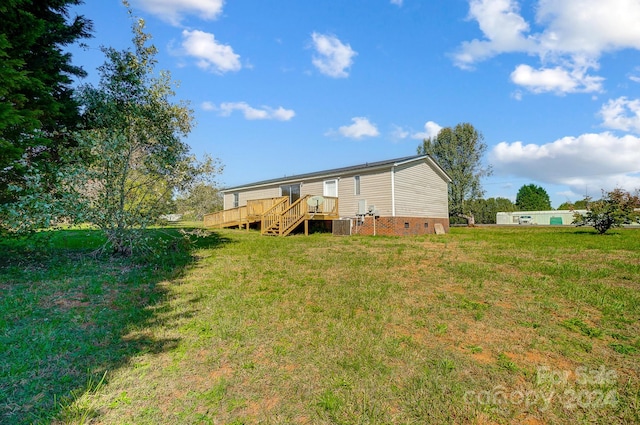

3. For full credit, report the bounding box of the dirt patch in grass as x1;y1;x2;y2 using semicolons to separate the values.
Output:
54;297;91;309
470;349;494;364
244;395;280;417
209;363;234;380
473;412;512;425
39;290;91;310
516;414;546;425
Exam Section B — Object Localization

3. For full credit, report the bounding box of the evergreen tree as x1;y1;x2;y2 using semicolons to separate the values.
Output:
0;0;92;207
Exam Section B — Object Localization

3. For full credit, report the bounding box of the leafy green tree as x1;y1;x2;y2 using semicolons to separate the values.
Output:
515;184;552;211
0;0;91;209
175;183;224;220
470;197;517;224
69;15;219;254
573;188;640;234
417;122;491;225
557;199;588;210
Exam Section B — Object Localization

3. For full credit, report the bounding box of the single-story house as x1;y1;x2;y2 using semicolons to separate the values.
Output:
204;154;452;236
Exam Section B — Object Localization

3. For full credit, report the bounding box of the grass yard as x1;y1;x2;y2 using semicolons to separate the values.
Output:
1;226;639;424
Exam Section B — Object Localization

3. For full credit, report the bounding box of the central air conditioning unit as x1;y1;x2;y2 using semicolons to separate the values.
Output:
332;219;352;236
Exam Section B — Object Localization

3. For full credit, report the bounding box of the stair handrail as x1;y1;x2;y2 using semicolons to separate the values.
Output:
248;196;288;217
261;196;289;235
262;196;289;216
279;195;310;236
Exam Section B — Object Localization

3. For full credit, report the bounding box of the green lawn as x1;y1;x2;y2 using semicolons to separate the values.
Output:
1;226;639;424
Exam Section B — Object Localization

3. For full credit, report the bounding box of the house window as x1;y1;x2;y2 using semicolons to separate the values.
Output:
280;184;301;203
354;175;361;195
233;193;239;208
324;179;338;197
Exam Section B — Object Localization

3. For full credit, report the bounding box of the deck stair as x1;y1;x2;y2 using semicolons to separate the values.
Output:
203;195;339;236
261;196;290;235
277;195;310;237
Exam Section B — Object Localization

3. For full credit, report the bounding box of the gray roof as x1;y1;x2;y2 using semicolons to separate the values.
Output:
222;154;451;192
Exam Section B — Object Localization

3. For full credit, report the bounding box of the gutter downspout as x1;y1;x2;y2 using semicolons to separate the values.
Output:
391;165;396;217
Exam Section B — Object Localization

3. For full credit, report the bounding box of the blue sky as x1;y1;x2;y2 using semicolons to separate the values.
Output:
68;0;640;208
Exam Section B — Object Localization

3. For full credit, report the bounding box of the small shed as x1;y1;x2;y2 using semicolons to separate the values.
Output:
496;210;587;225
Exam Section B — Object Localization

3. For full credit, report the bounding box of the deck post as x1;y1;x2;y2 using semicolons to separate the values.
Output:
304;219;309;236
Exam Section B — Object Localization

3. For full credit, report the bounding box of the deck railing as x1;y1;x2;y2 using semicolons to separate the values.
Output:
279;195;310;236
203;209;225;228
204;195;339;235
203;206;247;228
308;196;338;216
247;197;288;218
261;197;290;235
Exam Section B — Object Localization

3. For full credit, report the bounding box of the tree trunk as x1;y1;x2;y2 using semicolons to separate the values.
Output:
458;213;476;227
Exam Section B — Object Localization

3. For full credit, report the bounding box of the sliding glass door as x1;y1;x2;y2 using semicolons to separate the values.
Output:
280;184;301;203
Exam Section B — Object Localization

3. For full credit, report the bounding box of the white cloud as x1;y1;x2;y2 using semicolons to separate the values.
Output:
214;102;295;121
492;97;640;193
390;0;403;6
490;132;640;194
181;29;241;74
454;0;640;94
311;32;357;78
412;121;443;140
133;0;224;26
535;0;640;55
390;125;410;141
556;189;579;199
336;117;379;139
600;97;640;134
454;0;535;68
201;101;216;111
510;64;603;94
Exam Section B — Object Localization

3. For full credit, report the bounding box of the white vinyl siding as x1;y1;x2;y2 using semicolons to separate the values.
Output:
223;186;280;209
301;180;323;197
393;161;449;218
338;169;392;217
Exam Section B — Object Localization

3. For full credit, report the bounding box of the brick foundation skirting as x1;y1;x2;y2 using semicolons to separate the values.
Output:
350;216;449;236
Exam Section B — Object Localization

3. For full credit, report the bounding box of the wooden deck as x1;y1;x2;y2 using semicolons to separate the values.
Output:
203;195;339;236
